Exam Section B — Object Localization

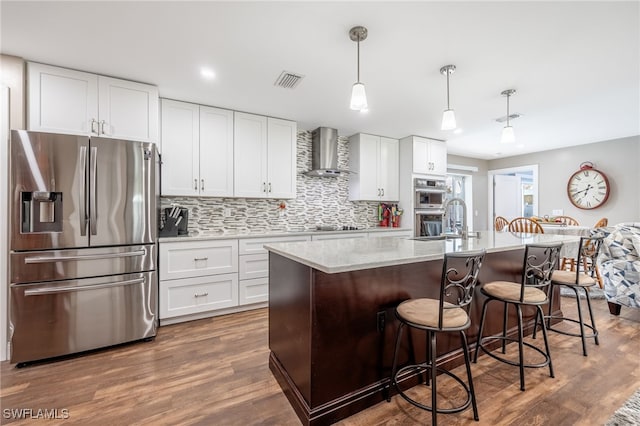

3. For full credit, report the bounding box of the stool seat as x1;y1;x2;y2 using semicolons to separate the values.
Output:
397;299;469;329
550;270;596;287
482;281;547;304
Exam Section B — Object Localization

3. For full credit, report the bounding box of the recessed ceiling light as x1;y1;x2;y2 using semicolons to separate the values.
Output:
200;67;216;80
453;128;463;134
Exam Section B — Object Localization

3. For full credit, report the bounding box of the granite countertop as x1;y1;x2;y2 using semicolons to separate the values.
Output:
264;231;580;274
158;227;412;242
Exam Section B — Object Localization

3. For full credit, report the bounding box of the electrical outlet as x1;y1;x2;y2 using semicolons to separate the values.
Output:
223;208;231;217
377;311;386;333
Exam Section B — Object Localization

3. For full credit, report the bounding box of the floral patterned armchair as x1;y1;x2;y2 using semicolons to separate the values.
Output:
596;223;640;314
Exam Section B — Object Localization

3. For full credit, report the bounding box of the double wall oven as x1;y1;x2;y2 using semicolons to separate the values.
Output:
414;178;446;237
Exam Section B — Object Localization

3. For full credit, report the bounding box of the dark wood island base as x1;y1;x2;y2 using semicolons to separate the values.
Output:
268;249;563;426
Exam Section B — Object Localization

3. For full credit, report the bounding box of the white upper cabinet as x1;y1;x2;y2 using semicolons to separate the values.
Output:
199;105;234;196
234;112;296;199
160;99;234;197
160;99;199;196
410;136;447;176
348;133;399;201
266;117;297;199
28;62;158;143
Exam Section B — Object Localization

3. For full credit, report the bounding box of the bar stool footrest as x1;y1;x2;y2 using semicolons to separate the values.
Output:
544;315;598;340
393;363;473;414
477;336;551;369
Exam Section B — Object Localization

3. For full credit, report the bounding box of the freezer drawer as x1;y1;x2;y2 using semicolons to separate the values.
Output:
10;244;156;284
10;271;157;364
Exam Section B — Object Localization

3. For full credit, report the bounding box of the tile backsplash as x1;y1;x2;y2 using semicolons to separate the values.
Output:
160;131;383;235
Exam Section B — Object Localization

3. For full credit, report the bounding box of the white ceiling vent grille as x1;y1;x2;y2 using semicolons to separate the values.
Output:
274;71;304;89
495;113;522;123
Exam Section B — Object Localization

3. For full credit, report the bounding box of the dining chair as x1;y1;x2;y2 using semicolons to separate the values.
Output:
508;217;544;233
553;216;579;226
495;216;509;231
593;217;608;228
389;250;486;425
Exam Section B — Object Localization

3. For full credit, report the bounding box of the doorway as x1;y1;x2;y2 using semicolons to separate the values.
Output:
488;165;539;229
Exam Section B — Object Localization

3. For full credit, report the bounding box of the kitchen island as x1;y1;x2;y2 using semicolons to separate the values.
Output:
265;231;579;426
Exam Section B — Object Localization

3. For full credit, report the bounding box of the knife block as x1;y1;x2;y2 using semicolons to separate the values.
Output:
160;208;189;237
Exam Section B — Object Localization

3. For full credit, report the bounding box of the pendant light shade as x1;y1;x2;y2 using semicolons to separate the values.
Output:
349;26;368;111
500;89;516;143
501;125;515;144
350;82;368;111
440;65;457;130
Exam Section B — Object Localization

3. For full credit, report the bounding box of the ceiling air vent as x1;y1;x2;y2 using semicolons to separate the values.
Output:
274;71;304;89
495;113;522;123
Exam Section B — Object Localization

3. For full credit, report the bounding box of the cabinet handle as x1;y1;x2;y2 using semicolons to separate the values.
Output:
193;257;208;261
381;188;385;196
201;179;205;191
268;182;272;193
194;292;209;298
90;118;98;134
262;182;267;193
100;120;106;135
194;179;198;190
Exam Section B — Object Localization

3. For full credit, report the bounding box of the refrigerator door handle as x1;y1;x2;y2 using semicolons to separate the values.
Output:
89;146;98;236
24;278;145;296
79;145;88;236
24;249;147;264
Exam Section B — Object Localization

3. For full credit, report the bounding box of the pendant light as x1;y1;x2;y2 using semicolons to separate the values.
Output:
500;89;516;144
349;26;368;111
440;65;456;130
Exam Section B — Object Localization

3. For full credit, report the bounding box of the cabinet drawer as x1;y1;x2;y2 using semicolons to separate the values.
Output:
239;277;268;306
160;240;238;280
239;235;310;255
311;233;367;241
239;253;268;280
159;273;238;319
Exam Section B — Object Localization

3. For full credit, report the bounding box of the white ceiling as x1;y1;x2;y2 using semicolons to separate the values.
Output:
1;1;639;159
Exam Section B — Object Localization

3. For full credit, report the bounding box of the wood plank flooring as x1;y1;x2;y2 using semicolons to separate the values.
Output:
1;296;639;425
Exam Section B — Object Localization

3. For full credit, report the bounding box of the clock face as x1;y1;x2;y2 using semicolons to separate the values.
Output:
567;168;610;209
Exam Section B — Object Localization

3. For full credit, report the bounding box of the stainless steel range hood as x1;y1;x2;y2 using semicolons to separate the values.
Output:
305;127;349;177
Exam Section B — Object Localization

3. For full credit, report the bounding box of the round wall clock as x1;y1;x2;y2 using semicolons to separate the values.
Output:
567;162;610;209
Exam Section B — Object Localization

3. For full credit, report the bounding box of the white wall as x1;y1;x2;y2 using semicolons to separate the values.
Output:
488;136;640;226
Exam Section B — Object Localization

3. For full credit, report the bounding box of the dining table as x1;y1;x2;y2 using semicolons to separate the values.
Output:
539;223;592;237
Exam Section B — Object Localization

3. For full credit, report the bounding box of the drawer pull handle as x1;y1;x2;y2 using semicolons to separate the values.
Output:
193;257;208;261
194;292;208;298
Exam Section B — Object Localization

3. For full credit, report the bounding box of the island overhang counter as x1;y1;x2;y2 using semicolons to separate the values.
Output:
265;232;578;426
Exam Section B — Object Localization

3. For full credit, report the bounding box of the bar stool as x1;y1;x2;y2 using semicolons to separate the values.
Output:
538;236;604;356
388;250;485;426
473;242;562;391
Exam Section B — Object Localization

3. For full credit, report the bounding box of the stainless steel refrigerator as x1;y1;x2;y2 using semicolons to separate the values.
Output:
9;130;158;365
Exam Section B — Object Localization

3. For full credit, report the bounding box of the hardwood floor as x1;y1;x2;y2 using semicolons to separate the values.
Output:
1;297;639;425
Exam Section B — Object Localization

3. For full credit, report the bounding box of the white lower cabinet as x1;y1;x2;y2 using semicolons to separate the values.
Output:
239;277;269;306
159;239;239;323
160;273;238;318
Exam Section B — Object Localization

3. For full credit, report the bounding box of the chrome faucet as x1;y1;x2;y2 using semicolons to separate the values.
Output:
443;197;468;239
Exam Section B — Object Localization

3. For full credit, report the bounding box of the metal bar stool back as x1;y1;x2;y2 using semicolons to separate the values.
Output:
388;250;485;426
539;235;604;356
473;242;562;391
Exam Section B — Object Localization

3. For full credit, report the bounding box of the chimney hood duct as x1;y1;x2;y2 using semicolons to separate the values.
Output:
305;127;350;177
